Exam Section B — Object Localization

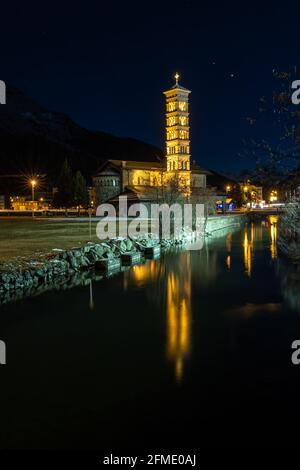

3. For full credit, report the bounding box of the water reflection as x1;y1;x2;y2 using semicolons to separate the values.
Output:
268;215;278;260
243;229;252;276
89;280;95;310
226;232;232;252
121;218;290;381
166;253;191;382
228;302;281;318
125;253;192;383
226;255;231;270
242;216;279;276
129;261;163;287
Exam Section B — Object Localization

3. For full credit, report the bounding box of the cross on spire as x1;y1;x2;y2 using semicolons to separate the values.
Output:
175;72;180;85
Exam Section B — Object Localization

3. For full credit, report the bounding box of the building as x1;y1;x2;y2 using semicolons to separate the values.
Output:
239;182;263;207
9;196;50;211
93;74;209;206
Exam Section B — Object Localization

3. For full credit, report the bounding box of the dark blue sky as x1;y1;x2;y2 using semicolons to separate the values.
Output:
1;0;300;172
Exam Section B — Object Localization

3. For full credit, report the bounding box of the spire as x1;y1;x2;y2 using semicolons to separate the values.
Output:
175;72;180;86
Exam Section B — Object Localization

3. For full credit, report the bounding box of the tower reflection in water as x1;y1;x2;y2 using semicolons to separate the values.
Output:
125;253;192;383
166;254;191;382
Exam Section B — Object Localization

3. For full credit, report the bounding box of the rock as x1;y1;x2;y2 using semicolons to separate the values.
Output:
126;239;134;251
94;244;104;257
72;250;83;258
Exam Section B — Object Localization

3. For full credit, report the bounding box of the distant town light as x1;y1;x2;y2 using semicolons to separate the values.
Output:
270;189;278;202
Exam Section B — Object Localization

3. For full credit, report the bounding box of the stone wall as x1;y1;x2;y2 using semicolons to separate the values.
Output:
206;214;245;234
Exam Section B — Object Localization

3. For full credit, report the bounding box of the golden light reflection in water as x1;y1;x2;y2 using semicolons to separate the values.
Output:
130;260;162;286
226;255;231;270
226;233;232;252
127;254;192;383
269;215;278;260
166;255;191;383
243;229;252;277
242;216;279;275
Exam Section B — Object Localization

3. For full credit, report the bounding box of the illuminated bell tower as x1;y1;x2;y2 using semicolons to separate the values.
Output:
163;73;191;187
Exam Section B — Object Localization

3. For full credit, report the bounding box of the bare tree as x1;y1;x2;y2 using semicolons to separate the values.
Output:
241;68;300;190
278;197;300;260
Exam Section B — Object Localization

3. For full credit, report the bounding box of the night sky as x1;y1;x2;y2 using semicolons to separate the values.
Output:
1;0;300;172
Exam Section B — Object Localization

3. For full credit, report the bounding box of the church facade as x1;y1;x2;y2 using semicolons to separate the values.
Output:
93;75;209;205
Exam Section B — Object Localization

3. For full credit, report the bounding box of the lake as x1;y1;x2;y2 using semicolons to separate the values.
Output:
0;216;300;450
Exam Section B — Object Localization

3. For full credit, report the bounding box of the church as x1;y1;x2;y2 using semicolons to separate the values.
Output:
93;74;210;205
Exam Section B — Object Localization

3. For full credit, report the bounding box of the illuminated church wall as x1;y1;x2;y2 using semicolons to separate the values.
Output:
124;169;163;188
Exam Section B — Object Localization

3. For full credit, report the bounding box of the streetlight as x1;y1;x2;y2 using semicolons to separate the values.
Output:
31;180;36;200
226;185;231;192
31;179;37;217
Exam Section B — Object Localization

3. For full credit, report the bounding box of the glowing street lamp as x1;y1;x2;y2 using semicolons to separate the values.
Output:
30;179;37;217
31;179;36;201
226;185;231;192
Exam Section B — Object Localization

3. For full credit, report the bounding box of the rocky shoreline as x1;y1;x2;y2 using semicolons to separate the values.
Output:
0;215;246;305
0;237;182;305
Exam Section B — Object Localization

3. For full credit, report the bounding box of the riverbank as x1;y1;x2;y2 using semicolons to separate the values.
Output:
0;214;246;304
0;214;245;263
0;237;180;304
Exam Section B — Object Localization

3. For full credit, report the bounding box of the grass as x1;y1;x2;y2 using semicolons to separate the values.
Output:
0;217;102;263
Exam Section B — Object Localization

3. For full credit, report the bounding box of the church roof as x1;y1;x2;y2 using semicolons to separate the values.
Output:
94;159;212;177
94;159;164;176
163;83;191;94
107;186;160;203
110;160;163;170
170;83;190;91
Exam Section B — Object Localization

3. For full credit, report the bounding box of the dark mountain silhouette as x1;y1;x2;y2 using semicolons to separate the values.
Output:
0;86;163;193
